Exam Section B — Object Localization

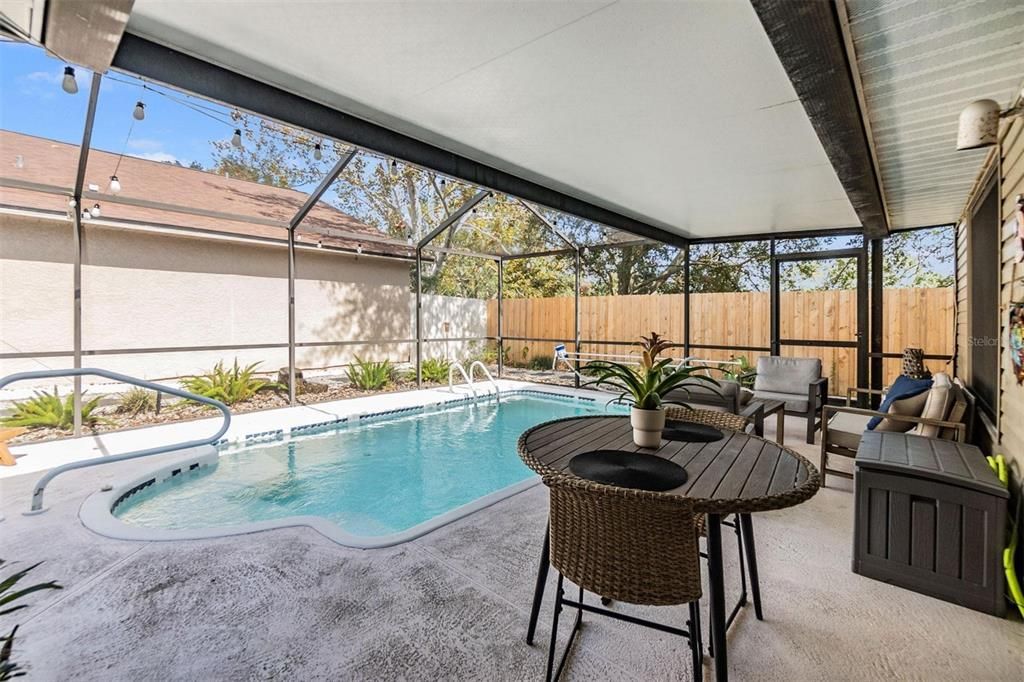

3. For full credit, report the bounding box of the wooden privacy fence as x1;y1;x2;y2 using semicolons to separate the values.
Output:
486;288;955;394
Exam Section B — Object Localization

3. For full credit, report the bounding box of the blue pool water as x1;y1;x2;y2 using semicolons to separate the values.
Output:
115;394;617;538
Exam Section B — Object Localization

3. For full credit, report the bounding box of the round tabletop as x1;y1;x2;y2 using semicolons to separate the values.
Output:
518;415;820;514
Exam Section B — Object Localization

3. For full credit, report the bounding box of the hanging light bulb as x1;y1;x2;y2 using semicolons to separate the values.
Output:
68;198;77;208
356;244;363;255
133;101;146;121
91;203;101;217
108;175;121;193
390;159;398;174
81;208;92;221
231;129;243;148
440;177;446;187
62;66;78;94
313;142;323;161
316;239;323;248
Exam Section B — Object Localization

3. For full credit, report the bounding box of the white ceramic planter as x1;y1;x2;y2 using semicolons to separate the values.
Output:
630;406;665;448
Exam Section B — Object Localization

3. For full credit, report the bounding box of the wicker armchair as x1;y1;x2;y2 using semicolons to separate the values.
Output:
542;473;704;681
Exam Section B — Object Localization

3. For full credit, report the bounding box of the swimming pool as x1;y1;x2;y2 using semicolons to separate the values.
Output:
91;391;619;547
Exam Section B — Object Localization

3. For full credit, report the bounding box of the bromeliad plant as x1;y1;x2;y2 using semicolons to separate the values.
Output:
582;332;718;410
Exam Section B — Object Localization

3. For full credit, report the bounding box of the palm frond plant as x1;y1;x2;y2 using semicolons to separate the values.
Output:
0;559;62;680
582;332;718;446
1;389;104;431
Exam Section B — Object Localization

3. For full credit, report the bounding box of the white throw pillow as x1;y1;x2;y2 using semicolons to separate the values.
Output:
913;373;953;438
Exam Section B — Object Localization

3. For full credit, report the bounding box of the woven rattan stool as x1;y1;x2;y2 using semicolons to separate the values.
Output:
542;474;704;681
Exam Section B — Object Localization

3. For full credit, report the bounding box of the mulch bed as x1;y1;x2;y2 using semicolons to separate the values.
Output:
6;378;445;445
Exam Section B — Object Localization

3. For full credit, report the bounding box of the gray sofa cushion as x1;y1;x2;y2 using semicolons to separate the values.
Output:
750;389;809;414
753;356;822;395
826;411;871;451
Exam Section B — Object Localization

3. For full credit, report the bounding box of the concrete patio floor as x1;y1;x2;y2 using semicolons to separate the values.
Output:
1;417;1020;680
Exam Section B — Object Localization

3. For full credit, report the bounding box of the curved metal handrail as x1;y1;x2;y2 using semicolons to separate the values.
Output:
447;362;477;397
0;368;231;513
467;361;500;401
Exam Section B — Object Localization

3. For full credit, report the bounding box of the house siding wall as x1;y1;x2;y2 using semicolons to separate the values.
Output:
955;115;1024;479
998;116;1024;475
1;215;487;387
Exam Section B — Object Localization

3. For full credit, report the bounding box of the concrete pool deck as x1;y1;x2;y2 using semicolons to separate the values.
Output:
0;404;1020;680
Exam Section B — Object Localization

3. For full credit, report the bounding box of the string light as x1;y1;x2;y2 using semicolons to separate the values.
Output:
91;203;101;217
62;66;78;94
356;244;363;255
108;175;121;193
316;239;323;248
314;143;323;161
81;208;92;221
68;199;77;208
390;159;398;174
133;101;146;121
231;129;243;149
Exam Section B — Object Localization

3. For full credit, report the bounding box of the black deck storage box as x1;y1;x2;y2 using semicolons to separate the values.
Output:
853;431;1008;616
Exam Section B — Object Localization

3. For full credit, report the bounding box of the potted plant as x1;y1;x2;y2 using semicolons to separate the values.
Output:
582;332;718;447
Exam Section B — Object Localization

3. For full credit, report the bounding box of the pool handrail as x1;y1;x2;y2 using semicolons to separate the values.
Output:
447;363;477;397
467;361;500;400
0;368;231;514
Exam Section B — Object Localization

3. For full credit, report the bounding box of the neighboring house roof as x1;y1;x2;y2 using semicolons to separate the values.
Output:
0;129;412;257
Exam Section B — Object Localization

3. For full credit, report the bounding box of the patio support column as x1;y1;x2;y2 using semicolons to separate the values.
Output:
415;248;423;387
71;73;103;437
286;150;357;404
683;243;690;358
869;237;884;407
574;248;581;388
769;239;780;356
287;229;296;404
497;258;504;378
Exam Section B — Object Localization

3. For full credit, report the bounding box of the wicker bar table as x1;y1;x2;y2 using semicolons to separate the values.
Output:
518;415;820;682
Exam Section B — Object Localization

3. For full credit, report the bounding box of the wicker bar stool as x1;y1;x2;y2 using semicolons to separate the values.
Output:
542;474;704;681
665;406;766;630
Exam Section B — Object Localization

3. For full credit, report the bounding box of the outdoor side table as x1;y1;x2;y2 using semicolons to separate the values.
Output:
518;415;820;682
742;398;785;444
854;431;1008;616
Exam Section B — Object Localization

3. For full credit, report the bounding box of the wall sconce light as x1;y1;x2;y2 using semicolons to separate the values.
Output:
957;91;1024;150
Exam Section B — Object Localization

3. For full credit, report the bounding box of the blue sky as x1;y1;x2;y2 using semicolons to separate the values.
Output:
0;40;232;167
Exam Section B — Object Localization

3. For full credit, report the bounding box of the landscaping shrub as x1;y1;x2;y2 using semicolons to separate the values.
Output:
1;389;104;430
180;360;276;406
116;387;155;415
420;358;452;383
346;357;393;390
0;559;62;679
528;355;554;371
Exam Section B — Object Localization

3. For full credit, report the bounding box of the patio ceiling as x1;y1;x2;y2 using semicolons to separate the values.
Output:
844;0;1024;230
123;0;861;240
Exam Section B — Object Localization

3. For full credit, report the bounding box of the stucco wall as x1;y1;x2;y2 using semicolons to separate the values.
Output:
1;214;488;387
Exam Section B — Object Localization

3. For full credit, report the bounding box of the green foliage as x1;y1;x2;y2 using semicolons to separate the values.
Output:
582;332;717;409
346;357;393;390
1;389;103;430
116;387;155;416
528;355;554;371
180;360;276;406
717;355;757;389
1;559;62;680
420;358;452;384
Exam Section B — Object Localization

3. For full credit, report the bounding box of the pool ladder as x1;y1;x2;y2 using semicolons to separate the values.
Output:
448;361;500;401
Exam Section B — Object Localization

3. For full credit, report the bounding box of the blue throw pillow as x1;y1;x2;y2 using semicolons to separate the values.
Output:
867;375;933;430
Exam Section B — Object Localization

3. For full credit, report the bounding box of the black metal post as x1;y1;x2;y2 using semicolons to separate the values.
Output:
683;243;691;358
706;514;728;681
497;258;504;378
739;513;763;620
415;249;423;386
526;524;550;645
769;239;780;357
870;238;884;407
